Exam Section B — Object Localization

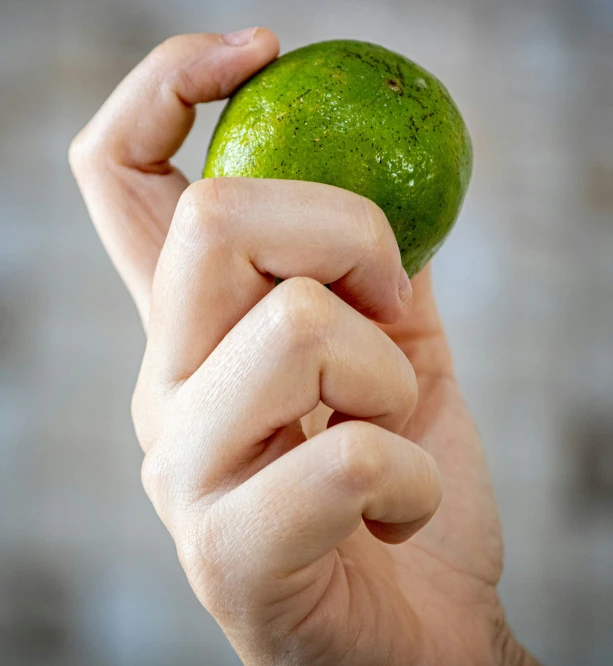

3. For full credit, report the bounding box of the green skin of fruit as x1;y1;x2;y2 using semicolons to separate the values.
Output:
203;40;472;277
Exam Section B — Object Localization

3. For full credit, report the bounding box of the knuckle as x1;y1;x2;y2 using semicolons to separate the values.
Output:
151;36;200;97
130;361;171;452
140;448;171;505
271;277;333;346
149;34;226;101
173;179;227;243
68;129;93;173
176;506;233;613
178;178;223;215
150;34;191;61
335;421;385;492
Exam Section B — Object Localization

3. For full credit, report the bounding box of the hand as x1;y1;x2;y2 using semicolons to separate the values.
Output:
70;29;538;666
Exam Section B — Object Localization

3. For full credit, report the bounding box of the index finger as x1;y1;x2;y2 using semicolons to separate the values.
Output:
69;30;280;316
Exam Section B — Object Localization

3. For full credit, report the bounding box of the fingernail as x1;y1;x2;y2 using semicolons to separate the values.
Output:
222;27;258;46
398;269;412;309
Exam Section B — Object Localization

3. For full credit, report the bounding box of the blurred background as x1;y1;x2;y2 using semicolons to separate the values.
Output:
1;0;612;664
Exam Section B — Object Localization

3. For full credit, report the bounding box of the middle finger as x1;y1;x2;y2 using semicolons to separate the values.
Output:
152;277;417;496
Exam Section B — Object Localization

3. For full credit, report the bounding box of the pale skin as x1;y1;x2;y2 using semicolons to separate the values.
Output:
69;27;541;666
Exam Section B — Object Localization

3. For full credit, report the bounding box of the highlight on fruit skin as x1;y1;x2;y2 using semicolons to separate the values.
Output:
204;39;472;277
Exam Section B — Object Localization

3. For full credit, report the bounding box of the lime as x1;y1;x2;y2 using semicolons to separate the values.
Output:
204;40;472;277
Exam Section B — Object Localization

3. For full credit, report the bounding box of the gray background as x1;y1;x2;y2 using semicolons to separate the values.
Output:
1;0;613;664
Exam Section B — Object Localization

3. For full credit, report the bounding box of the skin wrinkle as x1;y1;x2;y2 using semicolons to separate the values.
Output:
289;553;349;639
158;43;209;105
363;573;398;666
263;563;336;647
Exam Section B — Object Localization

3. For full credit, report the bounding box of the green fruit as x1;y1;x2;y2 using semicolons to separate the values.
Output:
204;40;472;277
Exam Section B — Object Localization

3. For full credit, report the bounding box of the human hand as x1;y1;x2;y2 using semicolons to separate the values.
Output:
70;28;539;666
